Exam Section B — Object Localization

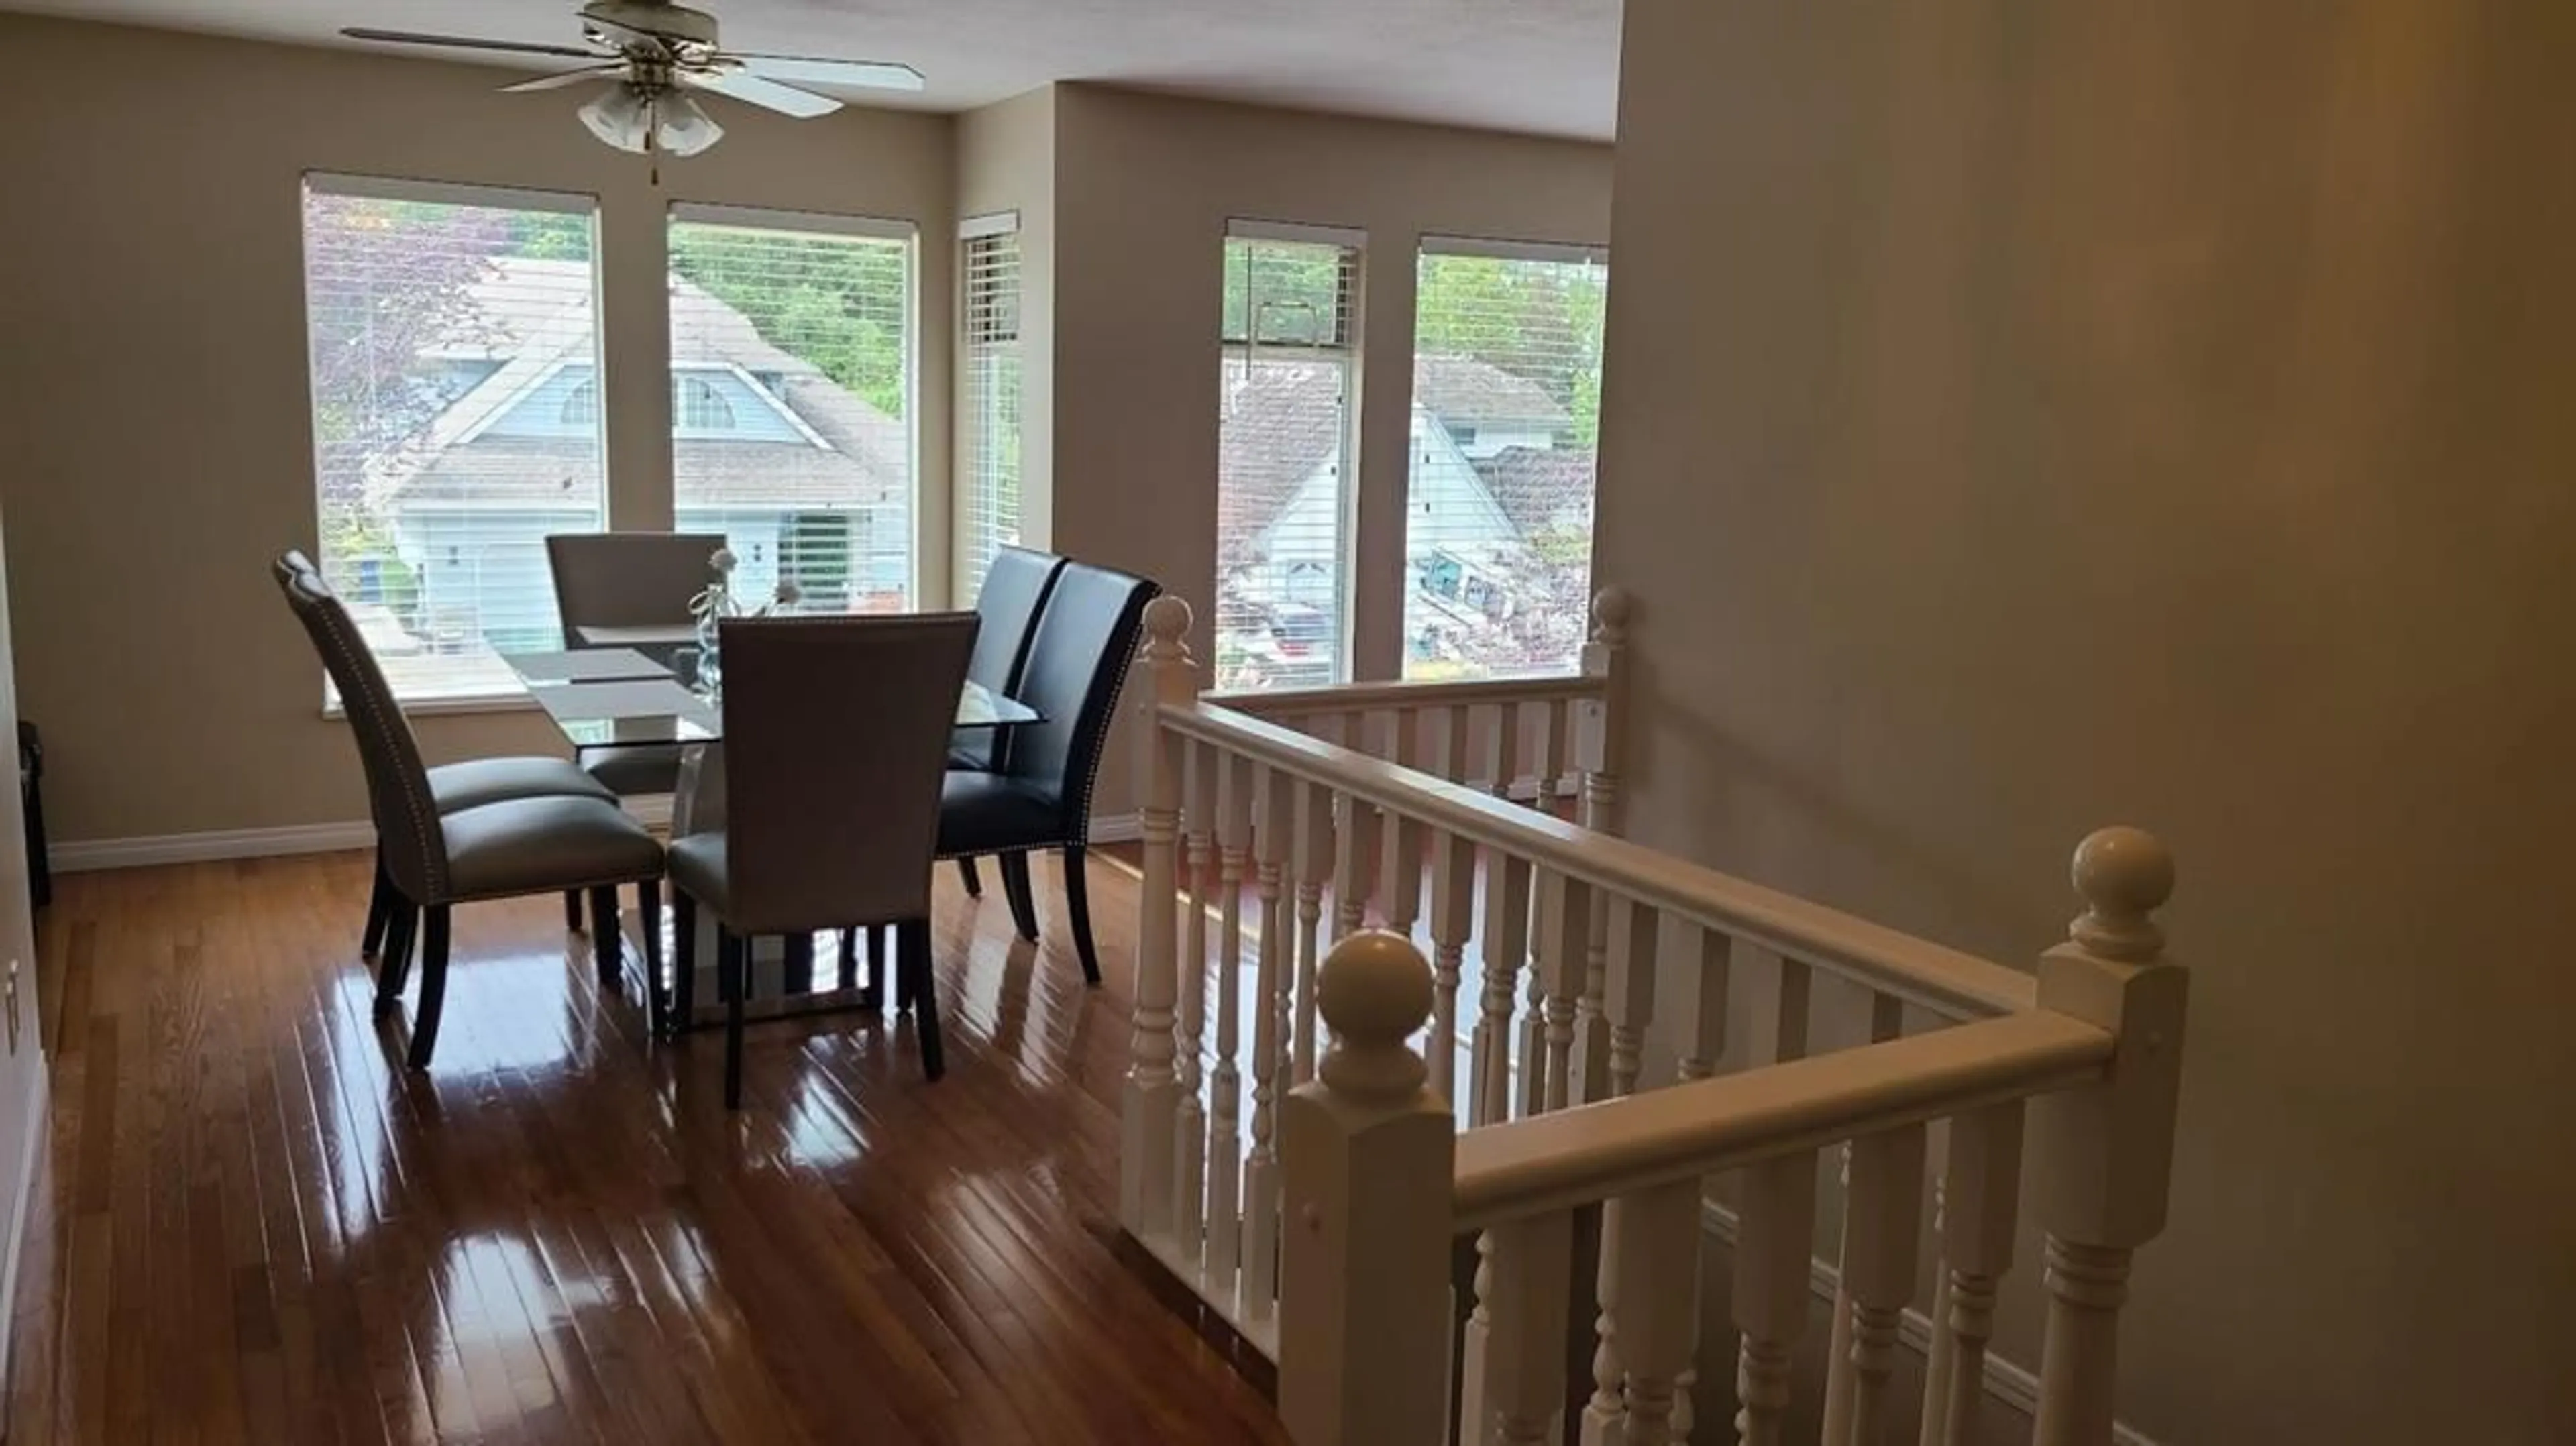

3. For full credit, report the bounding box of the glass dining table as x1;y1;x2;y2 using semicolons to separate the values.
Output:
498;644;1044;1032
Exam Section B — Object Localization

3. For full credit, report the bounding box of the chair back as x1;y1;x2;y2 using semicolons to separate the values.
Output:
270;554;447;901
718;612;980;933
1000;562;1161;838
545;533;727;647
953;547;1069;771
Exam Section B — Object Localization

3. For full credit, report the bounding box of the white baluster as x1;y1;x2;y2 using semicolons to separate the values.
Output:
1291;777;1334;1084
1573;589;1633;1115
1332;789;1377;940
1611;1179;1699;1446
2031;829;2184;1446
1278;932;1454;1446
1122;596;1193;1237
1824;993;1909;1444
1538;874;1589;1114
1243;765;1292;1321
1580;899;1662;1446
1732;954;1813;1446
1668;930;1733;1443
1205;753;1252;1290
1424;708;1476;1107
1842;1124;1928;1446
1934;1104;2023;1446
1474;851;1533;1129
1377;710;1424;946
1482;700;1521;803
1173;740;1216;1262
1515;877;1550;1119
1483;1211;1575;1446
1917;1177;1953;1446
1529;698;1564;812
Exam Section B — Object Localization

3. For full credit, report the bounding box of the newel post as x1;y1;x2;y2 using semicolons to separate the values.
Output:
1122;596;1197;1239
1279;932;1455;1446
1571;586;1632;1109
2028;827;2186;1446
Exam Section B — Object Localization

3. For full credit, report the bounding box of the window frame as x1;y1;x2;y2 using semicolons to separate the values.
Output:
301;170;608;714
1216;219;1367;689
955;210;1024;605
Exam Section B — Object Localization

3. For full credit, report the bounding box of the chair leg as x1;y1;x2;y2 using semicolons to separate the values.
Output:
405;905;452;1070
564;890;584;932
374;901;419;1018
588;885;622;986
903;917;944;1082
639;881;666;1038
672;891;698;1035
955;856;983;899
998;853;1040;942
360;848;393;961
1062;844;1102;985
719;927;746;1110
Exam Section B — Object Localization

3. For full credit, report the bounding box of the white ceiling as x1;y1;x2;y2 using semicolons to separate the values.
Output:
8;0;1622;140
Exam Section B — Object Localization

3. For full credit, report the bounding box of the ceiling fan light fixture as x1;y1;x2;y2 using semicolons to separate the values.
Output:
577;82;653;152
655;91;724;156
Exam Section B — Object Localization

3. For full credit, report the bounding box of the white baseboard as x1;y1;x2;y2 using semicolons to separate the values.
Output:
1087;812;1142;846
1700;1199;2162;1446
54;796;678;874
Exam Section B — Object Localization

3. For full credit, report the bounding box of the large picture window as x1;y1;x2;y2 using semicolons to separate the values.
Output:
668;205;917;614
301;174;605;701
957;215;1023;602
1216;224;1363;690
1404;239;1608;678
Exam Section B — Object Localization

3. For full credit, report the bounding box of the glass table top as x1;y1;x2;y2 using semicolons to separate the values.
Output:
502;651;1042;749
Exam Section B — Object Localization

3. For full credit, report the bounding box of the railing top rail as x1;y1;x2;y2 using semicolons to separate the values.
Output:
1448;1011;2110;1230
1159;700;2039;1019
1206;671;1600;717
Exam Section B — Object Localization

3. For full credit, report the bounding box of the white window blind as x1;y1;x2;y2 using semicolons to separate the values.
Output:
957;219;1023;604
667;206;917;614
1404;239;1609;679
301;175;604;702
1216;227;1362;690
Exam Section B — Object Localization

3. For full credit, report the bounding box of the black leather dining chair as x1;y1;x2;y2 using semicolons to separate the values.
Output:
666;613;979;1109
276;565;666;1068
273;552;623;966
947;546;1069;899
936;561;1159;985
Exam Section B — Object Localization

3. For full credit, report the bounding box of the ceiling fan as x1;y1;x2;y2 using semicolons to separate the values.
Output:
345;1;924;159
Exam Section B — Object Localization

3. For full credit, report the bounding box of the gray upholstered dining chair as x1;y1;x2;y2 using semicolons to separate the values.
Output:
276;565;667;1068
936;561;1159;985
665;612;979;1109
273;552;620;965
545;531;727;799
946;546;1069;899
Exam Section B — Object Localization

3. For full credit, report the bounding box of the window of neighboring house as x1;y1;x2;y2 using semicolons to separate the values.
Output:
1404;238;1609;680
956;215;1022;605
557;372;737;433
1216;223;1363;691
668;204;916;616
301;174;605;703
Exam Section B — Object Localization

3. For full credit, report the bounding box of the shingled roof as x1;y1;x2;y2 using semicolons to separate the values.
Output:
388;258;900;511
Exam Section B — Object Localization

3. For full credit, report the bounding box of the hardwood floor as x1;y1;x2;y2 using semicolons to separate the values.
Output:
5;850;1289;1445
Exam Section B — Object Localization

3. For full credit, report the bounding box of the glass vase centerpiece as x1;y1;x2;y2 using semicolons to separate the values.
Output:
686;546;802;696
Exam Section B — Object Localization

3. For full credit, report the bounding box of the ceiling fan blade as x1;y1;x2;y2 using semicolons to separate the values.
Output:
681;70;844;119
501;65;629;94
731;54;926;92
340;27;602;60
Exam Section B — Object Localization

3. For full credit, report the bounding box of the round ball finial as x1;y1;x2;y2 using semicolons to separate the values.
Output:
2069;826;2174;960
1591;586;1633;638
1316;930;1434;1102
1141;595;1193;647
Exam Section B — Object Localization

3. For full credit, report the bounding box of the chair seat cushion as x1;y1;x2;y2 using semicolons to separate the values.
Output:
667;832;729;915
440;796;663;901
580;745;687;797
936;772;1064;857
426;756;615;813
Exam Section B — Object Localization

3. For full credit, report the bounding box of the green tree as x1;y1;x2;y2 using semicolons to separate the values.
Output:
669;226;910;417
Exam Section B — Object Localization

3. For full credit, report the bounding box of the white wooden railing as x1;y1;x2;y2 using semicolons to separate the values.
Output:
1120;594;2188;1445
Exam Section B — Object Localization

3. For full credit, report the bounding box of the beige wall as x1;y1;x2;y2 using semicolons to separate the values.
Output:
1047;85;1613;811
0;15;955;844
1597;1;2576;1441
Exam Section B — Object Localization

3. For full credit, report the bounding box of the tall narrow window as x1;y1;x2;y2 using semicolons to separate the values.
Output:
667;204;916;614
301;174;604;702
1216;223;1362;690
1405;239;1608;678
957;215;1023;603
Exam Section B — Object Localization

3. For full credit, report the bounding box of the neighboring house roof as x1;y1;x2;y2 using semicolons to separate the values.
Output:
1472;445;1597;539
1218;354;1578;550
1412;354;1572;431
386;258;902;512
